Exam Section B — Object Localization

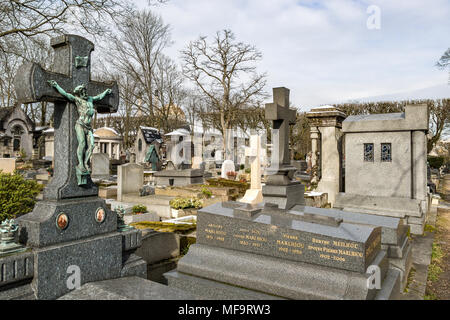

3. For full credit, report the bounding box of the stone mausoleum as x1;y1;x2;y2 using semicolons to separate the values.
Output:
335;104;429;234
0;105;34;159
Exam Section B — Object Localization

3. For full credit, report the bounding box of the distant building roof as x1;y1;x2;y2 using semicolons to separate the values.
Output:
344;113;404;122
140;126;163;144
165;128;190;136
94;127;120;137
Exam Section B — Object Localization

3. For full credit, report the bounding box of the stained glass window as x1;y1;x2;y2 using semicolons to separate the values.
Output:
364;143;374;162
381;143;392;162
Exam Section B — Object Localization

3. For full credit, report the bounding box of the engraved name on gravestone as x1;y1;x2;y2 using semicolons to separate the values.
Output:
197;202;382;273
14;34;118;200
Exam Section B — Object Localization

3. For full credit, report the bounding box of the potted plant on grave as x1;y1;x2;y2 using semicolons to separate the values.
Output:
131;204;147;215
169;197;203;218
226;170;237;181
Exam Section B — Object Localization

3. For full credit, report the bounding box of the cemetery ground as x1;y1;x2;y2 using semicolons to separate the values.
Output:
424;202;450;300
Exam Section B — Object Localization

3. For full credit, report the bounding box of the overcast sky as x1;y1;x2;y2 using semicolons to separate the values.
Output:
135;0;450;110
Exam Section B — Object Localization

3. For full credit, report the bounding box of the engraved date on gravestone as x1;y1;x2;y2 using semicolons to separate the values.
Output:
198;211;381;273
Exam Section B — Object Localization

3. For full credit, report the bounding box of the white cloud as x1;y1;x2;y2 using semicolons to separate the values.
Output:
135;0;450;109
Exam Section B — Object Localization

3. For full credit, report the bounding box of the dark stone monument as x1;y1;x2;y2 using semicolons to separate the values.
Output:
1;34;146;300
262;87;305;209
291;204;412;292
165;201;401;299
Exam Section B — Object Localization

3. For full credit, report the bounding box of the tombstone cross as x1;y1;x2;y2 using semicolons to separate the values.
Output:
240;134;263;205
265;87;296;167
245;135;261;190
14;34;119;200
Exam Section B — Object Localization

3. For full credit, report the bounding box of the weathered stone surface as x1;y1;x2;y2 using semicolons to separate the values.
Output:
0;251;34;288
135;230;180;264
262;182;305;210
17;197;116;248
292;204;406;246
0;158;16;173
120;228;142;252
120;253;147;279
306;106;346;205
0;282;35;300
91;153;110;179
197;202;382;273
154;169;204;186
118;163;143;201
167;243;392;300
58;276;197;300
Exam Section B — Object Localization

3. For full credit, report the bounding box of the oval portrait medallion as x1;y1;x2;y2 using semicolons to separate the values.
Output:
95;207;106;223
56;213;69;230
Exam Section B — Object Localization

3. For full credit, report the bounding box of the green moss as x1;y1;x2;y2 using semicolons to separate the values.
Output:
206;178;249;195
424;293;438;300
403;267;416;293
427;242;444;283
130;221;196;234
423;224;436;234
201;187;212;199
169;197;203;209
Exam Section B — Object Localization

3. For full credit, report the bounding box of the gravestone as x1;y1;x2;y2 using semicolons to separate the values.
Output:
7;34;146;300
91;153;110;180
291;204;412;291
165;201;401;299
221;159;235;179
118;163;144;201
262;87;305;209
240;135;263;205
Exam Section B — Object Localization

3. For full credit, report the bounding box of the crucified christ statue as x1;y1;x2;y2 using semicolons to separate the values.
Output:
48;80;112;177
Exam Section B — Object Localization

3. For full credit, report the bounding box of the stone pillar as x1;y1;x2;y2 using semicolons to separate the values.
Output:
306;106;346;206
310;126;320;184
108;142;113;159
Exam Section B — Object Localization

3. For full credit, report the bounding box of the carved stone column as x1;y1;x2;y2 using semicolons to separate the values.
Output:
306;106;346;206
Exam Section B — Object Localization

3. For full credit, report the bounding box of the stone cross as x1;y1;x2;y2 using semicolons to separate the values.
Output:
240;135;263;205
246;135;261;190
265;87;296;167
14;34;119;200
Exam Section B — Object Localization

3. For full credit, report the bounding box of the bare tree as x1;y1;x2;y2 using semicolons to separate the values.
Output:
152;54;187;133
336;99;450;153
436;48;450;84
181;29;267;157
0;0;137;55
107;9;172;124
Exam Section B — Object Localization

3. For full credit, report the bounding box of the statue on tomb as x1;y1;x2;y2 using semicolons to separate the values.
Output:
144;144;160;171
48;80;112;179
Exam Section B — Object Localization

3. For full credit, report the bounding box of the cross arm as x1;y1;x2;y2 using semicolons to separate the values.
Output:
265;103;297;123
48;80;75;102
14;63;73;104
88;80;119;114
